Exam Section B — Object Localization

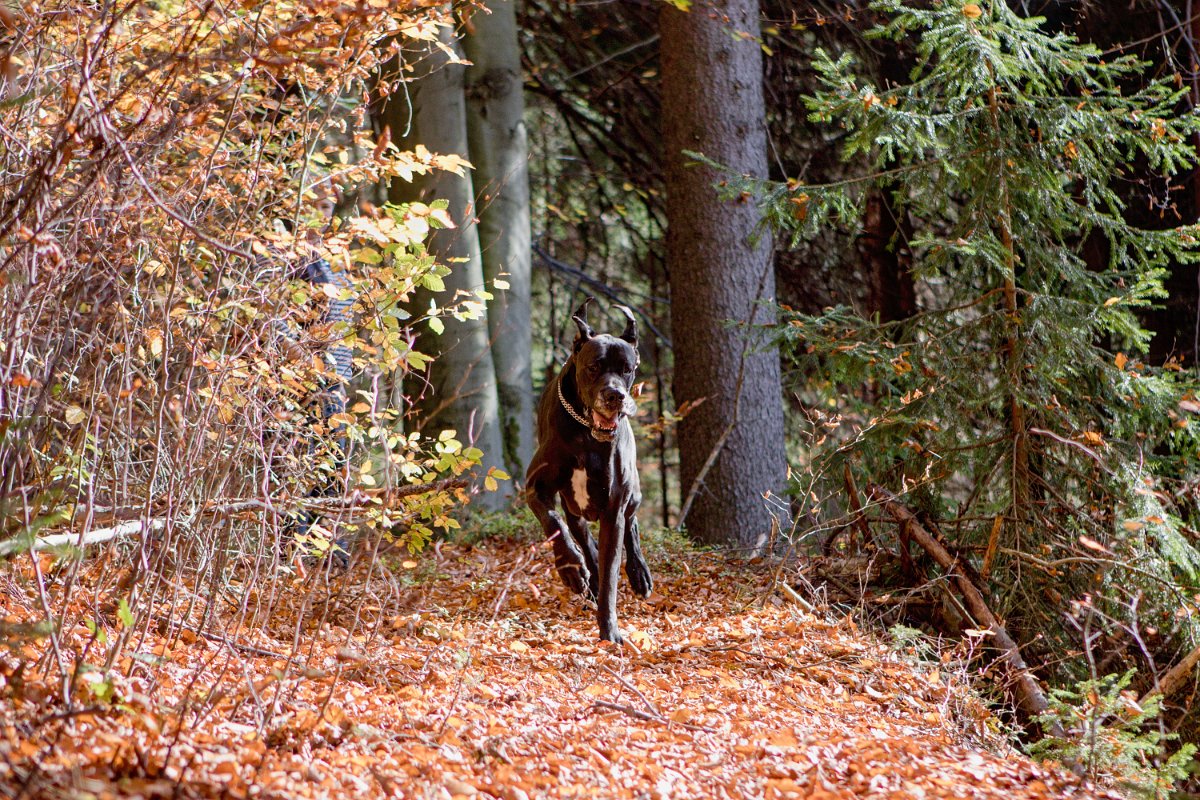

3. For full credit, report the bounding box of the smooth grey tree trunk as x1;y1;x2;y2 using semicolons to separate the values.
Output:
380;28;508;509
464;0;535;482
660;0;788;548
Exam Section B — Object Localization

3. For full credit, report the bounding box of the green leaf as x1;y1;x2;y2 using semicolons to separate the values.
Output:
117;599;134;629
354;247;382;265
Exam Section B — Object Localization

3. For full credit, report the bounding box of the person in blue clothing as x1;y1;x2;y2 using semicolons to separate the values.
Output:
258;191;355;564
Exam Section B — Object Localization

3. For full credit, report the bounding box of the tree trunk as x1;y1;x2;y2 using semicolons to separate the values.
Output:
861;188;916;323
661;0;788;549
378;28;508;509
463;0;535;481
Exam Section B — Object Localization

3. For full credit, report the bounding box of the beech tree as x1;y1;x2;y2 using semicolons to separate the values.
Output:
464;0;535;478
378;25;509;509
660;0;788;548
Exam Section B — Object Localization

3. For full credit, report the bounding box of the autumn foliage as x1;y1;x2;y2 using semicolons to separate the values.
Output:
0;0;505;772
0;535;1120;799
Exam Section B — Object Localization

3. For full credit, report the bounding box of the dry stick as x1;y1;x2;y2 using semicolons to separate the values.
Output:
600;663;660;717
189;623;291;662
210;478;470;515
590;699;715;733
842;463;878;549
16;519;168;554
17;479;470;554
1140;642;1200;705
868;485;1065;738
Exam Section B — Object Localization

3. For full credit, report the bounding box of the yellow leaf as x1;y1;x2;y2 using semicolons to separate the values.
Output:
1080;431;1103;446
64;405;86;425
626;629;654;651
144;329;163;358
1114;352;1127;370
1122;520;1144;532
669;708;692;724
962;3;982;19
351;401;372;413
509;640;529;654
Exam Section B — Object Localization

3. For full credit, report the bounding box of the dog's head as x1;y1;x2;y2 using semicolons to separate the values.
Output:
569;297;640;443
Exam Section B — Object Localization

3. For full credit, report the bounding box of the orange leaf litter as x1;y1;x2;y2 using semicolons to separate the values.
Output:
0;536;1119;800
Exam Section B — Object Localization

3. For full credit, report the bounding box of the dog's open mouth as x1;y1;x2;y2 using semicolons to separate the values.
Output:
590;409;620;441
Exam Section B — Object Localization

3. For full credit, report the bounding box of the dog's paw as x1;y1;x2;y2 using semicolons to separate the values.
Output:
599;628;624;646
625;563;653;598
555;561;591;596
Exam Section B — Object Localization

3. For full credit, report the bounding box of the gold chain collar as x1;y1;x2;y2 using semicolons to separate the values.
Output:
556;369;593;430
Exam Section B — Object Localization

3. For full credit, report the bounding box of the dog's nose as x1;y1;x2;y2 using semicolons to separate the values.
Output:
599;386;625;408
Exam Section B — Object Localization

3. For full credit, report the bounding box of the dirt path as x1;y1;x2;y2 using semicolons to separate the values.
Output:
0;536;1116;799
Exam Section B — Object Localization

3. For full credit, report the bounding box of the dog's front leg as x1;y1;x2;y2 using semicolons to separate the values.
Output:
596;510;626;643
623;511;653;598
528;481;590;595
564;511;600;600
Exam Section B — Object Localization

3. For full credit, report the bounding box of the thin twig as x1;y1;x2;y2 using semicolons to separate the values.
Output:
600;664;660;717
590;699;715;733
533;244;671;347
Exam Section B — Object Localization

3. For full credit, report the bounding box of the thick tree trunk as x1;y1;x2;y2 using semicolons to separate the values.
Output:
379;29;508;509
660;0;788;549
464;0;535;481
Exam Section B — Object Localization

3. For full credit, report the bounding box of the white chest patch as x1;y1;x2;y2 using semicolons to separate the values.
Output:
571;469;590;512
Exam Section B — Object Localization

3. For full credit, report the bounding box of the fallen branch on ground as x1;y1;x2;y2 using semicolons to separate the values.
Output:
868;485;1065;739
10;519;168;555
9;479;470;555
209;479;471;515
1141;641;1200;705
590;700;715;733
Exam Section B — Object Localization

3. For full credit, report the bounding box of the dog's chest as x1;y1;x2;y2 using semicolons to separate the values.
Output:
571;469;591;514
566;464;609;521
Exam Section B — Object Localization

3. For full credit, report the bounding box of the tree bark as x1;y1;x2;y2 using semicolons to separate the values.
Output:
379;28;508;509
464;0;535;481
860;188;916;323
660;0;787;548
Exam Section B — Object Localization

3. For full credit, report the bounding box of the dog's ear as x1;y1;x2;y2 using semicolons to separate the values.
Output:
571;297;595;351
614;305;638;347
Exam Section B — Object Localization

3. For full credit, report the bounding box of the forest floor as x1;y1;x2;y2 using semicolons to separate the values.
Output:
0;530;1120;800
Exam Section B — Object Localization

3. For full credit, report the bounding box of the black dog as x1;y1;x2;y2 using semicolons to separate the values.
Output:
526;298;652;643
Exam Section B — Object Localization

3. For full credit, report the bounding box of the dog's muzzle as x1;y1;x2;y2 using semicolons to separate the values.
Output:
590;408;620;441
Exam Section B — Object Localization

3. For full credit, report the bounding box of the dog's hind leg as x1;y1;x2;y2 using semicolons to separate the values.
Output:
528;481;591;595
564;511;599;600
623;512;653;598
